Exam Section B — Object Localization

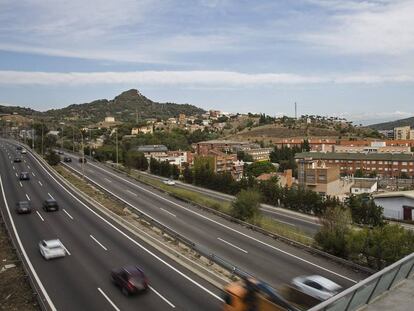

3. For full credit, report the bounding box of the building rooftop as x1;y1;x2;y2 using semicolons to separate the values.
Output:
351;180;378;189
195;140;249;145
137;145;168;152
295;152;414;161
374;190;414;200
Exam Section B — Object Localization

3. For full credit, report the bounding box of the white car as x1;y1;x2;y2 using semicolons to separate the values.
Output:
292;275;341;301
21;148;27;154
163;179;175;186
39;239;66;260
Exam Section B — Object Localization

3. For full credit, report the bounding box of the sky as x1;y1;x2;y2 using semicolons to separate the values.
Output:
0;0;414;125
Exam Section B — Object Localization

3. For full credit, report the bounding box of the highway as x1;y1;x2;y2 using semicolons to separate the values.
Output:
135;170;320;235
0;139;223;311
63;152;366;291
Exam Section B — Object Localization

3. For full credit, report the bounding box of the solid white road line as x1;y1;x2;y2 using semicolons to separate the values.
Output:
0;176;56;310
63;209;74;220
48;193;55;200
36;158;223;302
90;235;108;251
86;161;357;283
19;182;23;187
217;237;248;254
38;181;43;186
149;285;176;308
97;288;120;311
60;242;71;255
160;208;176;217
36;211;44;222
126;189;137;196
25;193;30;201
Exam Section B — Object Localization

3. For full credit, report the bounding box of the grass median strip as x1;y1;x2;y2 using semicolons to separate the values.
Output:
126;170;314;246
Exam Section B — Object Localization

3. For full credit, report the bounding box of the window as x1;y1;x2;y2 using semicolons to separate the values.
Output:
304;280;323;290
402;162;408;166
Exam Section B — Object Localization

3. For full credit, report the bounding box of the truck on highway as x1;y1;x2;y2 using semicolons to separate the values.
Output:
222;278;300;311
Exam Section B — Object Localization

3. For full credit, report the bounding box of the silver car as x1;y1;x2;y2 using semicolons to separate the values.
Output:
39;239;66;260
292;275;342;301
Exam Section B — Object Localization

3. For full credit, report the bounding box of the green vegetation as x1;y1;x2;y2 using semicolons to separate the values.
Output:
230;189;262;222
45;150;61;166
149;158;179;179
245;161;276;177
346;194;384;227
124;150;148;171
315;205;414;269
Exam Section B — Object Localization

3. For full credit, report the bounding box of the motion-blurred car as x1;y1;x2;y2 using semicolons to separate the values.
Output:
43;199;59;212
111;266;149;296
13;157;22;163
163;179;175;186
78;157;87;163
21;148;27;154
16;146;22;151
57;150;64;155
292;275;341;301
15;201;32;214
39;239;66;260
19;172;30;180
63;156;72;162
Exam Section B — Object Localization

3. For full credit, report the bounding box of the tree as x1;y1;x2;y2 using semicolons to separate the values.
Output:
354;169;364;178
237;150;253;162
315;206;352;257
45;150;61;166
182;163;193;183
230;189;262;222
245;161;276;177
124;151;148;171
346;194;384;227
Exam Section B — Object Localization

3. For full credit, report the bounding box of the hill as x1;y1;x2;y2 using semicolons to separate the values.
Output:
369;116;414;130
0;105;38;116
45;89;205;123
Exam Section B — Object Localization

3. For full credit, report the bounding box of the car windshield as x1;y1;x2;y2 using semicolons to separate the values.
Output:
47;201;57;206
18;202;29;208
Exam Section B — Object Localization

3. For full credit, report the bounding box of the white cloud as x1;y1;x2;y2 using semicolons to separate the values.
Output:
0;70;413;86
302;0;414;55
335;110;414;124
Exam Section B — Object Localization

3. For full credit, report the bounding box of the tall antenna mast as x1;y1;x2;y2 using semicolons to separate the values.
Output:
295;102;297;119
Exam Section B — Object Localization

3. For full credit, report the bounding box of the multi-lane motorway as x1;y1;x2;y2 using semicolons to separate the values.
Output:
0;139;222;310
63;151;365;290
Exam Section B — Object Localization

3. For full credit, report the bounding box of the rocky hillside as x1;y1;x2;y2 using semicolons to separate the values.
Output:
369;116;414;130
45;89;205;122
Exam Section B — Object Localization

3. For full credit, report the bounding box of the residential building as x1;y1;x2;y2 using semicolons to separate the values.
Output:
137;145;168;159
195;150;244;180
374;190;414;221
394;126;411;140
131;125;153;135
350;180;378;194
104;116;115;123
295;152;414;178
192;140;250;155
178;114;186;124
245;148;273;162
378;130;394;139
333;143;411;154
273;138;336;152
256;169;293;188
152;151;190;167
297;159;353;197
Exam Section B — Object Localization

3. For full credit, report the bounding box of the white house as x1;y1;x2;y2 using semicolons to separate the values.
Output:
374;190;414;221
350;180;378;194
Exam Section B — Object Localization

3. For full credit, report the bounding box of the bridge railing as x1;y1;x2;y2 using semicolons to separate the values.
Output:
309;252;414;311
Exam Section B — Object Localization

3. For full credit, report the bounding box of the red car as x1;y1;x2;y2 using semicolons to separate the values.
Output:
111;266;149;296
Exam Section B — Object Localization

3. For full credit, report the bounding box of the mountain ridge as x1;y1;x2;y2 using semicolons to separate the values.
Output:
369;116;414;130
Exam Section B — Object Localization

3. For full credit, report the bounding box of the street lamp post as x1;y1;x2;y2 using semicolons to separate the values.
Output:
115;128;119;167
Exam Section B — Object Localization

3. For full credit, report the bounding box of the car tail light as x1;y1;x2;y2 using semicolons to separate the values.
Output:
127;280;134;289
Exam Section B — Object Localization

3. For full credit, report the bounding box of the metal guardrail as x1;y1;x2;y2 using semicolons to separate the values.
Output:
309;252;414;311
